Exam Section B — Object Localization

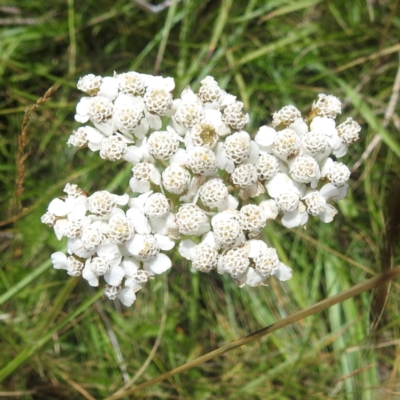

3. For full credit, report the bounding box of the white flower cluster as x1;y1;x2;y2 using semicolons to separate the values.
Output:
43;72;361;306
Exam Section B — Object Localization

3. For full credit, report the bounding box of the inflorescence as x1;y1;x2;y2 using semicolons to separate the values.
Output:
42;72;361;306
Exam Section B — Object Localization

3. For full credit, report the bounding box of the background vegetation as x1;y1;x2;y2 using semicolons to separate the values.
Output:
1;0;400;398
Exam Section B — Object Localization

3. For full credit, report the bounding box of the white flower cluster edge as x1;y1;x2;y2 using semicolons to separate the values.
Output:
41;71;361;306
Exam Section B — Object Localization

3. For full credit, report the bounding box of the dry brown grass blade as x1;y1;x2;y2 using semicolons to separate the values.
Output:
15;85;59;213
106;265;400;399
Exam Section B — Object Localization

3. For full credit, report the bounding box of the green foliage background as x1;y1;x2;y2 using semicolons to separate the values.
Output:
1;0;400;398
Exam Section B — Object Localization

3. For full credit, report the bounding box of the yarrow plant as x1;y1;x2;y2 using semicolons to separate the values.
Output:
42;71;361;306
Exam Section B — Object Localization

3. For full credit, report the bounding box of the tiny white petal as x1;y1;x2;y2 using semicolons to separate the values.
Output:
125;234;144;256
121;258;140;277
179;239;196;260
126;208;151;234
320;204;338;223
245;267;268;287
97;76;119;100
274;262;292;281
129;177;151;193
259;199;279;220
150;167;161;185
51;252;68;270
94;119;115;136
254;126;276;147
147;113;162;130
48;198;72;216
104;265;125;286
281;210;308;228
289;118;308;135
154;234;175;250
332;142;348;158
114;193;129;206
320;183;348;201
117;288;136;306
247;239;263;258
82;265;99;287
144;253;172;274
125;278;143;292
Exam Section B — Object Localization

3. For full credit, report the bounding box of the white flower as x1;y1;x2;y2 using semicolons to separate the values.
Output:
48;195;88;219
51;252;85;276
256;153;280;182
161;164;191;194
247;240;292;280
176;204;210;236
259;199;279;220
335;117;361;158
47;194;89;240
302;190;338;223
99;136;128;161
76;125;106;151
266;173;308;228
239;204;268;235
75;96;114;125
214;142;235;173
184;109;230;150
319;182;348;202
222;100;249;131
117;71;147;96
179;232;219;273
231;240;292;287
211;210;245;248
301;129;331;161
130;162;161;193
254;125;277;152
289;155;321;188
77;74;102;96
173;87;205;130
231;163;258;189
127;191;172;235
271;128;301;162
41;211;56;226
113;93;146;138
125;233;174;275
309;116;341;156
97;76;119;100
82;243;123;287
321;158;351;187
147;126;182;160
312;93;341;119
199;178;238;211
197;76;223;104
105;209;134;244
88;190;129;216
143;74;175;92
67;127;89;148
337;117;361;145
186;146;217;176
223;131;253;164
289;118;308;136
230;163;264;200
272;105;301;128
144;86;173;117
218;246;249;278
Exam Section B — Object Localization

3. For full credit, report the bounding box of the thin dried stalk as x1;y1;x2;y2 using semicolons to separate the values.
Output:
15;85;58;212
105;265;400;399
